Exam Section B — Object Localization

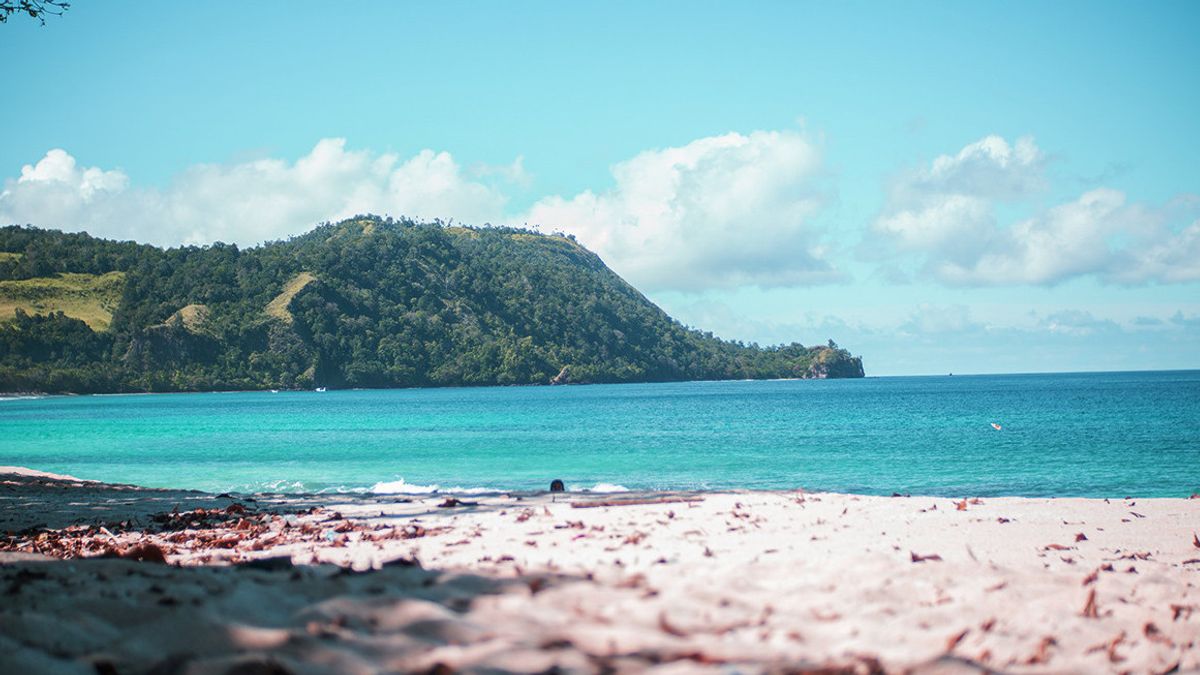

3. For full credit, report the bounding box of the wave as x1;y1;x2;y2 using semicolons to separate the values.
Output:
256;479;309;493
369;478;443;494
574;482;630;493
369;478;503;495
230;477;633;496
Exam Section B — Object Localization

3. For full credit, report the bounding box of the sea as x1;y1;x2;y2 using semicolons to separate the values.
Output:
2;370;1198;498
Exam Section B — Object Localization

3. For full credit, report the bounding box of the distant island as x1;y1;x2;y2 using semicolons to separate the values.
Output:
0;217;864;393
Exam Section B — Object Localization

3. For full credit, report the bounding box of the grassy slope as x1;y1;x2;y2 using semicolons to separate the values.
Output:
264;272;316;324
0;272;125;331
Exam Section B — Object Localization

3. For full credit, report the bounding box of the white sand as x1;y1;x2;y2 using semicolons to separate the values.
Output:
0;465;97;483
2;469;1198;673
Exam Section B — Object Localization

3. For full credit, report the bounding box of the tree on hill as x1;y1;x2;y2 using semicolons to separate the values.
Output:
0;218;865;393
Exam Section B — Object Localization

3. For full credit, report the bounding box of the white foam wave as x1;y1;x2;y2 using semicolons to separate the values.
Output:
445;486;503;495
259;479;307;493
234;477;627;496
575;482;630;493
370;478;442;494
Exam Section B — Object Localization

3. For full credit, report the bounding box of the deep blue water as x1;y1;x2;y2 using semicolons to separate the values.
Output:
1;371;1197;497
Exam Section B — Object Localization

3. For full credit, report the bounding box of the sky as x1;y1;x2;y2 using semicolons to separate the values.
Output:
1;1;1197;375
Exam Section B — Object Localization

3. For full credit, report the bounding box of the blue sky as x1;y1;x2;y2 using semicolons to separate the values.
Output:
1;1;1197;375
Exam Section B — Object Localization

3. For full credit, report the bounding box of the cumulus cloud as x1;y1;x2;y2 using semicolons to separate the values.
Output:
524;130;840;291
872;135;1200;286
1;131;842;291
0;139;519;246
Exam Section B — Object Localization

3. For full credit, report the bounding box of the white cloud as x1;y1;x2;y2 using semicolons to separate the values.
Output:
0;139;517;246
917;135;1044;199
2;132;842;291
523;130;840;291
872;135;1200;286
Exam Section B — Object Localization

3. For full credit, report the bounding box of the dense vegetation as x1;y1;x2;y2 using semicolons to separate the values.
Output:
0;217;864;393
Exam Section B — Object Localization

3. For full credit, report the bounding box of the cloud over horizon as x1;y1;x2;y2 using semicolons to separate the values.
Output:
525;130;841;291
3;132;1199;295
1;131;842;293
872;135;1200;286
0;139;521;247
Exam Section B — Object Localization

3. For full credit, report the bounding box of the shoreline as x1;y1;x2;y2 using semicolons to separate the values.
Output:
4;367;1198;399
8;466;1200;505
3;467;1199;673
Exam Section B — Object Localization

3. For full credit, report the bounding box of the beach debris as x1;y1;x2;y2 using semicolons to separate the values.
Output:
1081;588;1100;618
438;498;476;508
623;531;647;545
120;542;167;564
1044;544;1073;551
1171;604;1196;621
911;551;943;563
570;496;703;509
997;517;1010;524
1085;630;1127;663
1193;532;1199;548
1074;532;1088;542
945;628;969;652
1143;622;1174;647
1129;511;1146;518
1024;636;1057;665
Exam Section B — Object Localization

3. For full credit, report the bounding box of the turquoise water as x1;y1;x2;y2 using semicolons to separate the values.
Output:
1;371;1198;497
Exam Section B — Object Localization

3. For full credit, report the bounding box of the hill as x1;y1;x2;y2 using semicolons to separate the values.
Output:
0;217;864;393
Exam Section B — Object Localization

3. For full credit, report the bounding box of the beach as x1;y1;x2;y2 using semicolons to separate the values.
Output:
2;468;1198;674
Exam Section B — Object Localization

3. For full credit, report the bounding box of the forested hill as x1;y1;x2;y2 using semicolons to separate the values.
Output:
0;217;864;393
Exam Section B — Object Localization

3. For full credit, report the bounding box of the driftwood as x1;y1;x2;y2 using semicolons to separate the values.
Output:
570;496;704;509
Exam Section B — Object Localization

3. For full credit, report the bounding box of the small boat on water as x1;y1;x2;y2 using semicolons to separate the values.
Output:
315;387;327;393
991;422;1002;431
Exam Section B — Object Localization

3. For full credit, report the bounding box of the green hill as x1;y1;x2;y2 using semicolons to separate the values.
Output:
0;271;125;331
0;217;864;393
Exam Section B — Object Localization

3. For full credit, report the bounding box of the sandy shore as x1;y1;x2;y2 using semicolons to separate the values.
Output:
2;468;1198;674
